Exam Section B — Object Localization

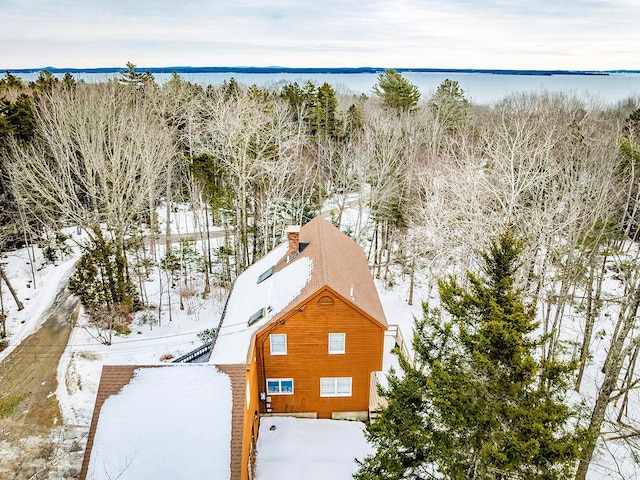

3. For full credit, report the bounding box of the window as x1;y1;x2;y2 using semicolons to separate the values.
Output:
248;307;266;326
270;334;287;355
266;378;294;395
320;377;352;397
257;266;274;284
328;333;346;354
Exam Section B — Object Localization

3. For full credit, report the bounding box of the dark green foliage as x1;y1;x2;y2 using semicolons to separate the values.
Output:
220;77;241;101
197;328;217;343
41;232;71;263
311;82;342;140
119;62;155;88
0;71;25;90
345;103;363;137
190;153;235;218
372;69;420;112
28;70;59;96
281;80;342;140
0;93;35;143
428;78;471;134
619;108;640;239
61;72;77;91
68;227;138;314
357;232;582;480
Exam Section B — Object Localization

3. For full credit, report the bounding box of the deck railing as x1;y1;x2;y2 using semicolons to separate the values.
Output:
369;371;387;421
369;324;415;420
386;323;413;365
172;339;215;363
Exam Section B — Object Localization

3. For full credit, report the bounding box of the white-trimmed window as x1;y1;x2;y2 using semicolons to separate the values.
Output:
270;334;287;355
328;333;346;354
320;377;352;397
266;378;294;395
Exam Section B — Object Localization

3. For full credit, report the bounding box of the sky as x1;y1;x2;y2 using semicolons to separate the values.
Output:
2;0;640;70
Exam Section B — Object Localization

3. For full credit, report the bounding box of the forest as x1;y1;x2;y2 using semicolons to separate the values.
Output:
1;65;639;479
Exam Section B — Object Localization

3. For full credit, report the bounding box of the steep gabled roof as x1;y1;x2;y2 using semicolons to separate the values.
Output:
209;216;387;365
297;216;387;325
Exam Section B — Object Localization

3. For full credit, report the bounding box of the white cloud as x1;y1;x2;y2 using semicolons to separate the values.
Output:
1;0;639;69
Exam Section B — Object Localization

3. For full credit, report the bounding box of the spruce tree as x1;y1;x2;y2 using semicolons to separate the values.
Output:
356;231;582;480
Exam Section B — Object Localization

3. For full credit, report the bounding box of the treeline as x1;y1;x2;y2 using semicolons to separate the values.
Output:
1;65;640;478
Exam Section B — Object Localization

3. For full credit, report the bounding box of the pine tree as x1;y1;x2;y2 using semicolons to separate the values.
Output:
372;69;420;112
428;78;471;135
356;231;583;480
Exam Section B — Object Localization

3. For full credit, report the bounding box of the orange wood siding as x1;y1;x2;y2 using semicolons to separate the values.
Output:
243;356;260;480
255;287;385;419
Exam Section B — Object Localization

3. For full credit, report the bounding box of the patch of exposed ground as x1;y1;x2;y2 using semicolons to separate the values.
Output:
0;288;86;479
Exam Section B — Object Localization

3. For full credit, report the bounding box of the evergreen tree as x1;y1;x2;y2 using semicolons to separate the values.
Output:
61;72;77;91
373;69;420;112
311;82;341;140
0;71;25;91
357;231;583;480
28;70;58;96
428;78;471;134
119;61;155;88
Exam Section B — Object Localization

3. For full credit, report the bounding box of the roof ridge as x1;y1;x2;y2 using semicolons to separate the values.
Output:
316;217;330;287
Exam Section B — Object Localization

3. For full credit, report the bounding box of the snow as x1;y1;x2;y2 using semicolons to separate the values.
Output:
209;242;312;364
0;202;638;479
87;365;231;480
255;417;373;480
0;245;79;363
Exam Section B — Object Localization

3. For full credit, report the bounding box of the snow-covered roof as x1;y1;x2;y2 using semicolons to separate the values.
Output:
209;216;387;365
208;242;313;364
85;365;232;480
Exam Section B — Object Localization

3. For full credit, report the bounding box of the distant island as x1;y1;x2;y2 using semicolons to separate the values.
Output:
5;66;640;76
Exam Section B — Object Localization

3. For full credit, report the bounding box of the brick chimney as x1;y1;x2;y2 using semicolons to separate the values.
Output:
287;225;300;259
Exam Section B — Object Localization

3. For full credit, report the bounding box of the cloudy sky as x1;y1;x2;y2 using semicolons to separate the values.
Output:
2;0;639;70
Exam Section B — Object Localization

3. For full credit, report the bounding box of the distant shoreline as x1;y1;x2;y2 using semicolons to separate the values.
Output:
5;66;640;76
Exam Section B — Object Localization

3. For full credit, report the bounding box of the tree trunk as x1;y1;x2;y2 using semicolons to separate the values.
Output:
0;265;24;311
0;278;5;336
574;286;640;480
617;342;639;422
408;257;415;306
576;255;607;391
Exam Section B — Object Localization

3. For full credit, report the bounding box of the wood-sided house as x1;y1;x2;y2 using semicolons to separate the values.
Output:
209;215;388;477
80;216;388;480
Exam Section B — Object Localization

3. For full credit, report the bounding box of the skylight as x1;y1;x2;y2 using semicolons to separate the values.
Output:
248;307;267;326
257;266;274;284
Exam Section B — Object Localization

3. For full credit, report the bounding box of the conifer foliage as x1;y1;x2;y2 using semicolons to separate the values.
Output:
356;231;582;480
372;69;420;112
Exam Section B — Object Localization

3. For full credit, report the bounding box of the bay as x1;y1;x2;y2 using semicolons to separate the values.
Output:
13;70;640;105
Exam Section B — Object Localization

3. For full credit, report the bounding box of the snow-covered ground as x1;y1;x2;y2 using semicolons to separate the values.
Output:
0;241;79;363
0;202;638;479
255;416;373;480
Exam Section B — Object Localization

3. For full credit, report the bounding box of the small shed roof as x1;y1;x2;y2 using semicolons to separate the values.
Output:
210;216;387;365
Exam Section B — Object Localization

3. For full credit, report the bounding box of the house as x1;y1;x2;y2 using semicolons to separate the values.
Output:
80;216;389;480
208;215;388;477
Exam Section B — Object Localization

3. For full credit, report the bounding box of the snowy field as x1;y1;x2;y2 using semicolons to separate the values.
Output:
0;202;638;479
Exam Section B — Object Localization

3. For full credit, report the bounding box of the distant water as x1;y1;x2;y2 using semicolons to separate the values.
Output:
13;70;640;105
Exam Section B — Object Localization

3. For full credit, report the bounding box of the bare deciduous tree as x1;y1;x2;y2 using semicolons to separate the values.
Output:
7;81;175;310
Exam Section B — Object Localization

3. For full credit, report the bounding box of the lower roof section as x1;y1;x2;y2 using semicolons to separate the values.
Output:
80;364;234;480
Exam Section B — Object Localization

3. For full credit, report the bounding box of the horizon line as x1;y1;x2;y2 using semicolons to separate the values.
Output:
4;66;640;76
